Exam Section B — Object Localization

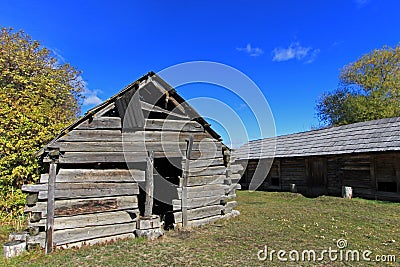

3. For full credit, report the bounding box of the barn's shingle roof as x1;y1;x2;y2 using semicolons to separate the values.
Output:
235;116;400;160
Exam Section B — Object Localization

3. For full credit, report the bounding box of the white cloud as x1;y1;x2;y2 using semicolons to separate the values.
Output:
305;48;321;64
46;49;103;107
272;42;320;63
50;48;66;63
237;43;264;57
83;88;103;106
76;76;103;106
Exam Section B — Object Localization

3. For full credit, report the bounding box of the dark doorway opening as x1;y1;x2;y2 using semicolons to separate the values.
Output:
306;158;327;196
138;157;182;229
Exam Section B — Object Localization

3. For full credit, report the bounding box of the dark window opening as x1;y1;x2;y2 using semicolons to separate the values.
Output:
377;182;397;193
146;110;168;119
60;162;145;170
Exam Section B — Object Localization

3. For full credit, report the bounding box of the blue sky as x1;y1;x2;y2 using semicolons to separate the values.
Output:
1;0;399;146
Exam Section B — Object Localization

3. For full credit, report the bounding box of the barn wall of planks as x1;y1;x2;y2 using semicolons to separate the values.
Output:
22;72;240;250
239;152;400;201
236;117;400;202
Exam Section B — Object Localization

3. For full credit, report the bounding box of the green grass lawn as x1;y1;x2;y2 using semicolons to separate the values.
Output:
1;191;399;266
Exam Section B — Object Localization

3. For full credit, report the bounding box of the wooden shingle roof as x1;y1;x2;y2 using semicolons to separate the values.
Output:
235;116;400;160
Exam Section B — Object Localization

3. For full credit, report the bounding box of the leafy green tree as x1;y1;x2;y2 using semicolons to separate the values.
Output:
317;45;400;126
0;28;84;218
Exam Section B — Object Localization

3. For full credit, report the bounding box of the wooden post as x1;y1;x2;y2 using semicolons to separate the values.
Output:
45;149;58;254
396;154;400;193
370;155;377;199
144;151;154;218
182;135;193;227
323;158;328;195
277;159;281;189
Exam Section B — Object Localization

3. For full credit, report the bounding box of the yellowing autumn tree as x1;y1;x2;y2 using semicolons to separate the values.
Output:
317;45;400;126
0;28;84;218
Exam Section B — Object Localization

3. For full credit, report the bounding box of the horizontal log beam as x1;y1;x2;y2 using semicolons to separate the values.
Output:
172;195;226;210
29;210;138;230
24;196;138;217
58;130;212;142
188;166;226;176
76;117;121;130
47;151;221;164
183;158;224;169
144;119;203;132
27;221;137;246
179;175;226;187
173;205;223;222
177;184;228;199
54;140;221;153
40;169;145;183
33;183;139;200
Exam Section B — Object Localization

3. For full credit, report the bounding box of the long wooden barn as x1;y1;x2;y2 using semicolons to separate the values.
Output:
236;117;400;202
22;72;241;250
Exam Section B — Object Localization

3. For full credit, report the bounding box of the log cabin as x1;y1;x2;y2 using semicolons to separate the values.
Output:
22;72;241;250
236;117;400;202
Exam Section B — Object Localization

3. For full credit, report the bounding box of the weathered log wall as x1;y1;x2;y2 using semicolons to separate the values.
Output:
172;152;242;228
23;96;239;249
239;152;400;201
